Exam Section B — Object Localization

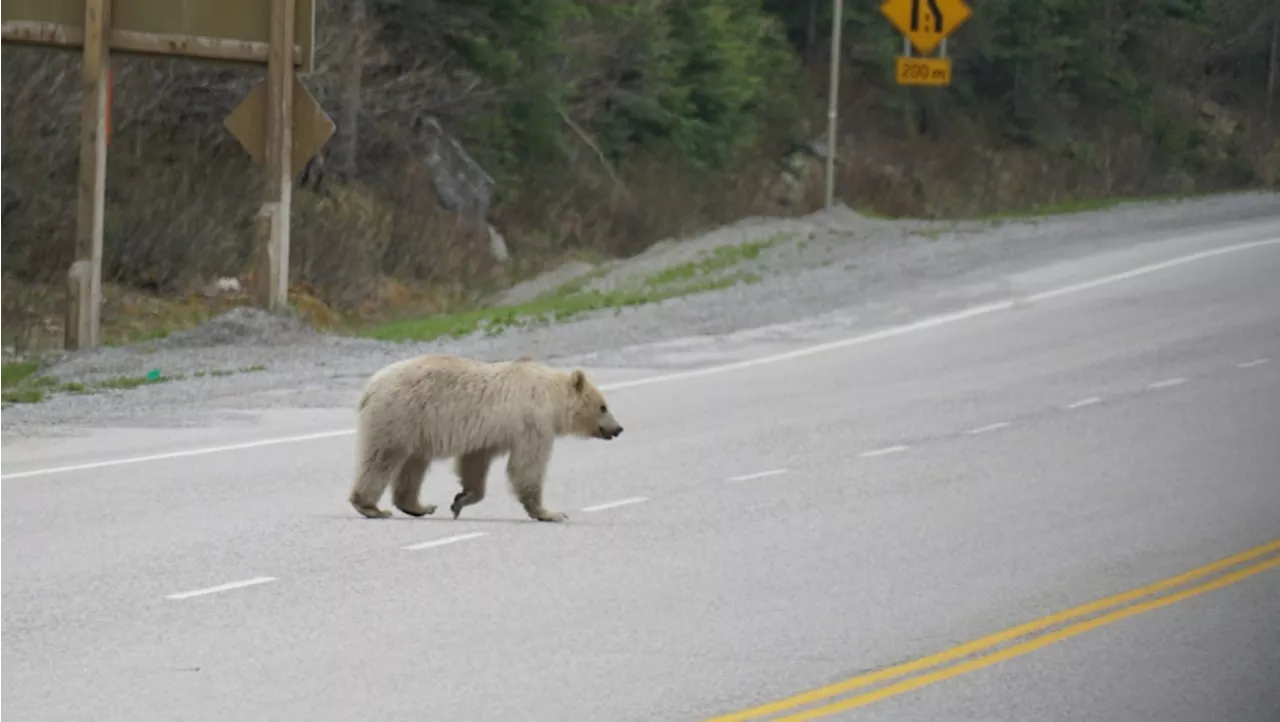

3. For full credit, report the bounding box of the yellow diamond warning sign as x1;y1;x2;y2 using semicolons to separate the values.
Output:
880;0;972;55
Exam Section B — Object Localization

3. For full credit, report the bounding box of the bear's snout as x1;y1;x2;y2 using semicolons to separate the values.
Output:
599;425;623;440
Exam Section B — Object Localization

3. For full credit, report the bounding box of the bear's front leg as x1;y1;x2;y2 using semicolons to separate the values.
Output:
506;437;568;523
450;449;494;519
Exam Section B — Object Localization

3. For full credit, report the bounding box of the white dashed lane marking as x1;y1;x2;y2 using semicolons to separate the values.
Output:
401;531;488;551
728;469;788;482
1066;396;1102;409
967;422;1011;435
860;445;909;458
154;352;1275;600
165;576;278;600
581;497;649;513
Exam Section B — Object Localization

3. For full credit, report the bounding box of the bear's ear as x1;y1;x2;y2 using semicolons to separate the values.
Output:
570;369;586;393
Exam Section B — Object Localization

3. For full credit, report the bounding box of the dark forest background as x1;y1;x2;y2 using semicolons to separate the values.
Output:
3;0;1277;350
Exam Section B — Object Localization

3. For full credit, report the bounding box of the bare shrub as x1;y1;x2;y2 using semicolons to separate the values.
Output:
290;183;394;309
2;48;81;285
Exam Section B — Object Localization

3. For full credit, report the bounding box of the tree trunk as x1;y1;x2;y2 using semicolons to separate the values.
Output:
806;0;818;59
1267;8;1277;124
334;0;366;178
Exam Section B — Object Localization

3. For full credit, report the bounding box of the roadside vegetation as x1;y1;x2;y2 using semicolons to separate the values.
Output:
363;232;786;342
3;0;1277;362
1;361;267;408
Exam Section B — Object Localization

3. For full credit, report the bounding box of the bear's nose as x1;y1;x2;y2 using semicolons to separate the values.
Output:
614;426;623;437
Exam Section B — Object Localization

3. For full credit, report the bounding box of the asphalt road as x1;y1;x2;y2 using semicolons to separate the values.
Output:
4;220;1280;722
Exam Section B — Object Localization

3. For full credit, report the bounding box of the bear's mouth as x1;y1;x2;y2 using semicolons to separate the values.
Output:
598;426;622;440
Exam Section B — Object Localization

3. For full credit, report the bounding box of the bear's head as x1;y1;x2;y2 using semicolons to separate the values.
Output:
568;369;624;441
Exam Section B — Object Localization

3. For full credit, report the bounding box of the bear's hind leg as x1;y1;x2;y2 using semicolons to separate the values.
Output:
349;446;402;519
506;437;567;523
392;454;437;517
450;449;493;519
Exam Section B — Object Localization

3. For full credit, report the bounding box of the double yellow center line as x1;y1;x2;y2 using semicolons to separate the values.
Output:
706;537;1280;721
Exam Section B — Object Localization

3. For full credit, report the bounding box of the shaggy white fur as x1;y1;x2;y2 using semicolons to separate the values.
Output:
347;354;623;522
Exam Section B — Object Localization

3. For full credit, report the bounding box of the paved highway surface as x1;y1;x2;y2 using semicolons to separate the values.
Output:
4;220;1280;721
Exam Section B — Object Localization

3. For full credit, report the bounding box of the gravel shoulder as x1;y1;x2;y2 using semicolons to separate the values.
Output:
3;192;1277;437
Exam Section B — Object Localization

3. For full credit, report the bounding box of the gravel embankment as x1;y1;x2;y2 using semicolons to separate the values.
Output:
3;192;1277;435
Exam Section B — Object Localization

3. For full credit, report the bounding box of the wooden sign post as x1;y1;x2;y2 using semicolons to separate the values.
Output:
2;0;330;349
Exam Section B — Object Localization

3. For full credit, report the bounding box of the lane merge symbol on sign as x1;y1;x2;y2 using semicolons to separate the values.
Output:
880;0;972;56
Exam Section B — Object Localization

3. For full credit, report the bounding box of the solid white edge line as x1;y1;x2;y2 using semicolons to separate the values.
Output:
6;236;1278;481
727;469;788;482
1;429;354;480
401;531;488;551
581;497;649;513
1147;377;1188;390
860;445;909;458
1237;358;1270;369
165;576;277;600
1023;237;1280;303
1066;396;1102;409
967;421;1011;435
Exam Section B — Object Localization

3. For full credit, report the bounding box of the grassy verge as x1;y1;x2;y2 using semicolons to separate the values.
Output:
965;191;1234;221
1;362;57;404
1;282;259;356
0;234;783;365
2;361;40;388
0;362;268;407
360;233;789;343
3;189;1241;358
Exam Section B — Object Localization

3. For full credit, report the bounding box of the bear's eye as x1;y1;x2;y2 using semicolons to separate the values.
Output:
600;404;608;412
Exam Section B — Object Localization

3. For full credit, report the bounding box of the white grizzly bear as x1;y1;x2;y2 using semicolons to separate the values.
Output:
347;354;624;522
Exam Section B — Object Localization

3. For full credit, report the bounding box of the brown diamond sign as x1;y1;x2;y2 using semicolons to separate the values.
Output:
224;73;334;179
